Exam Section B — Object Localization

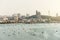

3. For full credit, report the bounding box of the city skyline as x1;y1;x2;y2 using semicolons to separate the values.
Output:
0;0;60;16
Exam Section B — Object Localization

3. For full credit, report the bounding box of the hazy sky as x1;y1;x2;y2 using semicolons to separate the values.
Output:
0;0;60;16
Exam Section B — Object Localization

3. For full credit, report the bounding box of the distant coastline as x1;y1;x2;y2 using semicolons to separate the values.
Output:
0;10;60;24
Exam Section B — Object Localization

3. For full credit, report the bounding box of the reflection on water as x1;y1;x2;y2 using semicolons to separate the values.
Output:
0;23;60;40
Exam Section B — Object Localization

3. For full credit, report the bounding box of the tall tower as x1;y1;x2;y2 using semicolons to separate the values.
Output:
48;10;50;16
17;13;20;18
36;10;41;22
26;13;29;17
17;13;20;22
13;14;19;22
36;10;41;18
48;10;51;22
56;13;58;17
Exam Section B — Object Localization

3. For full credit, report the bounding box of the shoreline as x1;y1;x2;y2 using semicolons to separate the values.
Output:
0;22;60;24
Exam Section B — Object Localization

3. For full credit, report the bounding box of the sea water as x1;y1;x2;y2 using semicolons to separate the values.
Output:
0;23;60;40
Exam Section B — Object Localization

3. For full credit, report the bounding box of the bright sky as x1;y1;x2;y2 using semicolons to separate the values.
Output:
0;0;60;16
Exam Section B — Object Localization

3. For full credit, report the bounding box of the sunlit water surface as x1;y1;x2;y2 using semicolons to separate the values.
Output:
0;23;60;40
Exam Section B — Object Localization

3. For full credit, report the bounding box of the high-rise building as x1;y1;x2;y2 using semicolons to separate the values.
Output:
36;10;41;18
26;13;29;17
12;14;19;22
56;13;58;17
17;13;21;22
17;13;20;18
48;10;50;16
36;10;41;22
